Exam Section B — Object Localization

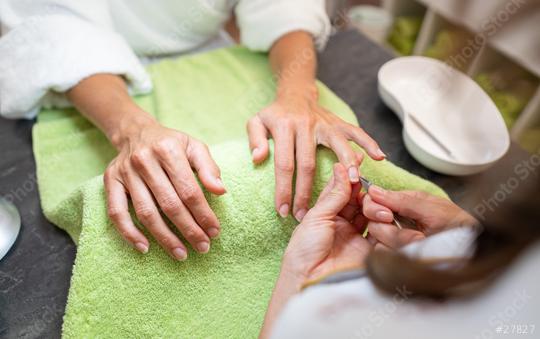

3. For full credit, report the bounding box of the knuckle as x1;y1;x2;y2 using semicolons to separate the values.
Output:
159;195;181;213
135;205;155;223
182;227;199;241
103;168;115;183
329;187;348;200
118;165;130;179
130;149;150;168
282;119;294;130
276;186;292;198
407;190;428;201
107;207;124;221
160;236;174;248
197;214;210;226
295;192;311;204
276;160;294;174
179;185;200;203
153;138;178;158
298;159;316;174
198;214;216;228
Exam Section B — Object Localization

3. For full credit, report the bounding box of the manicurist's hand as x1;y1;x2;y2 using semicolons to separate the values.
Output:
68;74;226;260
247;31;385;222
282;163;371;281
361;186;478;250
260;164;371;339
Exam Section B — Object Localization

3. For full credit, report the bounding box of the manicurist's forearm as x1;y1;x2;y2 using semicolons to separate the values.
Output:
66;73;157;149
269;31;318;100
259;268;304;339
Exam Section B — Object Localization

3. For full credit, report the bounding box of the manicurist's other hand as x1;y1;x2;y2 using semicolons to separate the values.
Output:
281;163;371;282
361;186;478;250
260;164;372;339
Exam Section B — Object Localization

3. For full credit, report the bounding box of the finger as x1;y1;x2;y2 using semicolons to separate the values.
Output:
366;233;378;246
160;152;221;240
273;127;295;217
368;222;424;249
247;116;270;164
352;212;369;234
134;158;213;253
339;182;363;221
374;242;392;252
307;163;351;219
292;131;316;221
368;186;427;220
124;170;188;261
187;140;226;195
327;135;361;183
104;173;149;254
345;124;386;160
362;194;394;223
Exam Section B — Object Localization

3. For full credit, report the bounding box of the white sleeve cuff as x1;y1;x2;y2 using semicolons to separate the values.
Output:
0;15;152;119
235;0;331;52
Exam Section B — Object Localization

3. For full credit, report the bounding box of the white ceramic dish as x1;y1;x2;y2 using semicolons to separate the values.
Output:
0;197;20;261
378;56;510;176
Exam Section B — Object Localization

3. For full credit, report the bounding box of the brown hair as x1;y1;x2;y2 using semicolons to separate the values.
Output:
366;154;540;298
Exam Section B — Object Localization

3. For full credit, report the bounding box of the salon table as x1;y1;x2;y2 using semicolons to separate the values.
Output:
0;30;528;338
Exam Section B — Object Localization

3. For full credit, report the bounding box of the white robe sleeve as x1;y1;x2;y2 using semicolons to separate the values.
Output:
234;0;331;52
0;0;152;119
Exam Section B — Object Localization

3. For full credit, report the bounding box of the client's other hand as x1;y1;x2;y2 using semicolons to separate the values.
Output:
282;164;371;282
361;186;478;250
104;119;226;260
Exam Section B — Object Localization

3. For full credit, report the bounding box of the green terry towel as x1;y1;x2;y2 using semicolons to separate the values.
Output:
33;46;446;338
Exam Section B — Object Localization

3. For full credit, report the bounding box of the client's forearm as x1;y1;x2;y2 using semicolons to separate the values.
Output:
66;73;157;149
269;30;318;101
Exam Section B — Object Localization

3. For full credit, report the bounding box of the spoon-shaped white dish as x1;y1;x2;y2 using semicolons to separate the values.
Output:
0;197;21;260
378;56;510;176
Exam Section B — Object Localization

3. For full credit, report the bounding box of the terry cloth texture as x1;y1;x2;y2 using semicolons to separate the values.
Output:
33;46;446;338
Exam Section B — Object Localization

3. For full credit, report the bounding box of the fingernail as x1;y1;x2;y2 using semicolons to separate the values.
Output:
377;149;386;158
172;248;187;261
197;242;210;253
376;211;393;222
207;227;220;238
348;167;359;183
135;242;148;254
369;185;385;196
252;148;259;159
295;209;307;222
215;178;226;191
279;204;289;218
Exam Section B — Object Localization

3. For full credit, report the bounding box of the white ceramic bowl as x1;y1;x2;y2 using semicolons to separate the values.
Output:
0;197;20;260
378;56;510;176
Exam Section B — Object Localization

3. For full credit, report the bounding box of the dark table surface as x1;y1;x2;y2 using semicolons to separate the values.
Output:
0;30;528;339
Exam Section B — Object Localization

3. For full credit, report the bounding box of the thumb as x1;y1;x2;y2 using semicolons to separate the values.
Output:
368;186;426;220
308;164;351;219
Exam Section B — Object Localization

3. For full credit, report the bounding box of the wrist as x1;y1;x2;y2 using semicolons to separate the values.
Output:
279;256;310;287
109;107;158;149
274;264;306;300
276;80;319;103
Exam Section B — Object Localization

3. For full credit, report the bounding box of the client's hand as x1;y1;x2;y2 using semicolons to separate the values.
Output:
361;186;478;250
247;92;385;222
282;163;371;283
104;118;226;260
